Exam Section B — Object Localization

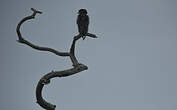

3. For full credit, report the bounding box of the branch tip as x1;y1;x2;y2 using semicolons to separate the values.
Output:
31;8;42;14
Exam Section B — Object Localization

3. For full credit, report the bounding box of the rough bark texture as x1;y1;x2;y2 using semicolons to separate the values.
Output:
16;8;96;110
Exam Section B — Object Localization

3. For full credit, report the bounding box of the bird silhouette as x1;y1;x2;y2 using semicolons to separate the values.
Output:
77;9;89;40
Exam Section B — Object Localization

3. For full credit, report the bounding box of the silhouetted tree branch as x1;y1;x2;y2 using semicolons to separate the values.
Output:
16;8;91;110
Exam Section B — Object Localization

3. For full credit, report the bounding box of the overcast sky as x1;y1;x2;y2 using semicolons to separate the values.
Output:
0;0;177;110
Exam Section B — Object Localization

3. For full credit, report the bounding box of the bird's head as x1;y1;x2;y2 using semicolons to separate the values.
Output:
78;9;87;15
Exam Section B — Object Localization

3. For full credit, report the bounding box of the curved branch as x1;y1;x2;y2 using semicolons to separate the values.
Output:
16;8;69;57
16;8;89;110
36;64;88;110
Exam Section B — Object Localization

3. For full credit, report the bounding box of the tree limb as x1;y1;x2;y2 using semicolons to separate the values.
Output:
16;8;88;110
36;64;87;110
16;8;69;57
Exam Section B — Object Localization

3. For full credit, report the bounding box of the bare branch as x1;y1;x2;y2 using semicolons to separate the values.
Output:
16;8;91;110
16;8;69;57
86;33;98;38
36;64;88;110
31;8;42;14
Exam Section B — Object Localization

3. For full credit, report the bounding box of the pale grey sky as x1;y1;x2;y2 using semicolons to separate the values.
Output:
0;0;177;110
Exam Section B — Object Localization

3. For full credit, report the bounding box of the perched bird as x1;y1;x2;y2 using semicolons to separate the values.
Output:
77;9;89;40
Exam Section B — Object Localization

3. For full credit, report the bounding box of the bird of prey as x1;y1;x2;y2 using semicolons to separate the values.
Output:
77;9;89;40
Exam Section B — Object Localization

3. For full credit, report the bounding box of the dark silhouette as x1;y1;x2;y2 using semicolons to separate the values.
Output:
75;9;98;40
77;9;89;40
16;8;97;110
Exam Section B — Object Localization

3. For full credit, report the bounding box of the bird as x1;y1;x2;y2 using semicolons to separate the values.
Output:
77;9;89;40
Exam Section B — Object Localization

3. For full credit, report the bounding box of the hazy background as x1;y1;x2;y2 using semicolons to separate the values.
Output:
0;0;177;110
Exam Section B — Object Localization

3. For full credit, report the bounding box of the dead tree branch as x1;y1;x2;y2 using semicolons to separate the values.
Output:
16;8;88;110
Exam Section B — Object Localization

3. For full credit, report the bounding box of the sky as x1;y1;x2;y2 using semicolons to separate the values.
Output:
0;0;177;110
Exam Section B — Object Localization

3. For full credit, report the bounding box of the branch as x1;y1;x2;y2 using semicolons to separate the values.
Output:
16;8;89;110
16;8;69;57
86;33;98;39
73;33;98;41
36;64;88;110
